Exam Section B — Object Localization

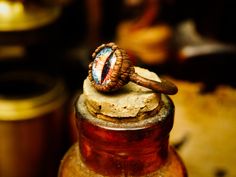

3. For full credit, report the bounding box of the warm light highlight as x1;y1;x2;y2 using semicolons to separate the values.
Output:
0;1;24;20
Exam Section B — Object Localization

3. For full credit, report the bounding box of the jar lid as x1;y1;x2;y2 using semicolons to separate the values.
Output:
0;71;67;120
0;1;61;31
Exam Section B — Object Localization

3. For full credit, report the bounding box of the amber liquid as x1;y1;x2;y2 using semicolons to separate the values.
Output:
59;95;187;177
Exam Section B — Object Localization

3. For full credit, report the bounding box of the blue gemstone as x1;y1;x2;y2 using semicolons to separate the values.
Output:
92;47;117;85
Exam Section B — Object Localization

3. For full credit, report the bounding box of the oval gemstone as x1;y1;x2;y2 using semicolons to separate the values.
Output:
92;47;117;85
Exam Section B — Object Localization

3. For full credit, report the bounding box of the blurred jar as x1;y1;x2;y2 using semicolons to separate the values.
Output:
0;0;70;32
0;70;68;177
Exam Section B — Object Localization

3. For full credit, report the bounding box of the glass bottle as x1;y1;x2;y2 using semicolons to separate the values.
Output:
59;93;187;177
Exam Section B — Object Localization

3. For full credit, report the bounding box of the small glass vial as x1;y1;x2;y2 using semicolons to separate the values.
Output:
59;93;187;177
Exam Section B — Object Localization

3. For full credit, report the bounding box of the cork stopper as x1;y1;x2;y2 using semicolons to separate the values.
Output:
81;66;162;120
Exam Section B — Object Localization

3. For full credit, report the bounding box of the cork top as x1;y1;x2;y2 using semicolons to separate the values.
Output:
81;67;162;119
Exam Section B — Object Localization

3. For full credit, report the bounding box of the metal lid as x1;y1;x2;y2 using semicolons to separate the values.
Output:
0;71;67;120
0;1;61;31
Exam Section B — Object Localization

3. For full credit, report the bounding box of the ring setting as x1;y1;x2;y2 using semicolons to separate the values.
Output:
88;42;178;95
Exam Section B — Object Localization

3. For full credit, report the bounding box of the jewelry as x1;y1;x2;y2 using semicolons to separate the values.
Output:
88;42;178;95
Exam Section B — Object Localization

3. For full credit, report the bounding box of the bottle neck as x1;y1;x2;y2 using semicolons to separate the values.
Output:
76;95;174;176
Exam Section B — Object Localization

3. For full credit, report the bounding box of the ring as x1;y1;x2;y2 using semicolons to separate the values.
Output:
88;42;178;95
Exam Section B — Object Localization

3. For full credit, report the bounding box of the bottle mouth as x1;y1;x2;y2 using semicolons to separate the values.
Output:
77;94;174;131
0;71;67;120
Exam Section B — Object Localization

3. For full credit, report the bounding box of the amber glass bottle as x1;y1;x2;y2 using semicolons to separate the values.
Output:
59;93;187;177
